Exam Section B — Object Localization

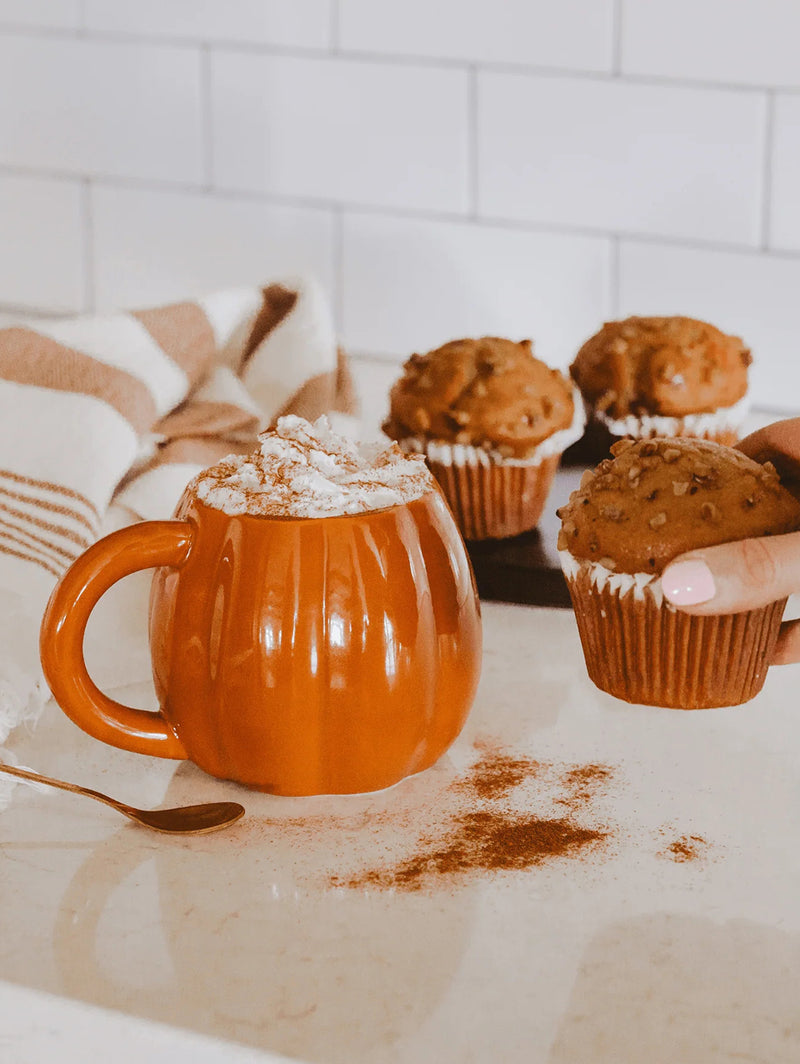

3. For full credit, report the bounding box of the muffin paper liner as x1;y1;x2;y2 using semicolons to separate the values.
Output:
396;389;584;539
593;393;749;446
428;453;560;540
562;556;786;709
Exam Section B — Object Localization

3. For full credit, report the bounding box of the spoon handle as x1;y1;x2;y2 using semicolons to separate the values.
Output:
0;760;129;815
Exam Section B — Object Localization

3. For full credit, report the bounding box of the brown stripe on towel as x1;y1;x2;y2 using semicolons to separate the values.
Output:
0;537;63;578
0;483;98;535
154;399;260;443
0;525;74;571
240;284;299;369
0;513;79;563
133;302;218;384
271;351;358;424
0;468;100;520
0;328;157;434
0;498;92;550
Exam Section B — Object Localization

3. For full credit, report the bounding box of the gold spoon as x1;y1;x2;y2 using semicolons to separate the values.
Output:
0;760;245;835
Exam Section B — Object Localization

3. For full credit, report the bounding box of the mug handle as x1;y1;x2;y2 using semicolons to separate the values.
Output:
39;520;194;760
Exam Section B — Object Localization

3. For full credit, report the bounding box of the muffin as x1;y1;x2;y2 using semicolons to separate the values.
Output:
557;437;800;708
383;337;584;540
571;316;751;448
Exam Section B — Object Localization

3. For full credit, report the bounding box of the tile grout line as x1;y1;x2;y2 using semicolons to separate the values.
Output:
467;64;479;219
200;42;214;190
81;177;95;313
761;89;775;251
332;206;345;337
4;158;800;262
2;21;800;95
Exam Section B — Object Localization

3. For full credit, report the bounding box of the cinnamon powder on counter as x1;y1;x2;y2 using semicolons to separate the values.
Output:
660;834;708;863
331;742;614;892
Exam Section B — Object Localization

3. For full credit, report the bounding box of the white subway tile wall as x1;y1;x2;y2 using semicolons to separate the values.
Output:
338;0;615;72
83;0;333;49
0;0;799;427
91;186;335;311
0;173;85;312
619;240;800;409
210;53;469;211
621;0;800;88
342;212;610;367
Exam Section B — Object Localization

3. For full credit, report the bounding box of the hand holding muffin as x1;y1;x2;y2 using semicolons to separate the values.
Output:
384;337;583;540
662;417;800;666
557;434;800;708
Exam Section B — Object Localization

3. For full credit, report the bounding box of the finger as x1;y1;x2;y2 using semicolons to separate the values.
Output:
772;618;800;665
660;531;800;614
738;417;800;488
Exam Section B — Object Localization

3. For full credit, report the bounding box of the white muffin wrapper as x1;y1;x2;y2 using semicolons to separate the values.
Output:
592;393;750;440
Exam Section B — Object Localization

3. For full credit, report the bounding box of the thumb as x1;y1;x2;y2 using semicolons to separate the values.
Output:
660;531;800;614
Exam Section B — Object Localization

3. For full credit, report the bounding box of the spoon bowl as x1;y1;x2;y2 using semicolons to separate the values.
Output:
0;760;245;834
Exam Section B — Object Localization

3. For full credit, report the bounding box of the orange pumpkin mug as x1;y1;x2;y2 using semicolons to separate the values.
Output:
39;479;482;795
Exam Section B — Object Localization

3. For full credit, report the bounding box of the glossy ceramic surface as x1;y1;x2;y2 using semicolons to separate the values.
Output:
39;490;482;795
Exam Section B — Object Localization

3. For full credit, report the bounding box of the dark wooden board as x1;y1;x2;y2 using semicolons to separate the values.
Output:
465;465;585;609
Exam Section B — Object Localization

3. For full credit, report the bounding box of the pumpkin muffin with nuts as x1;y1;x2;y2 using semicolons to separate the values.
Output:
557;436;800;708
383;337;583;540
571;315;751;448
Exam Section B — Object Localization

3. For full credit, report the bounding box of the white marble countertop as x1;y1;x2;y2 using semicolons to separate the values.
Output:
3;599;800;1064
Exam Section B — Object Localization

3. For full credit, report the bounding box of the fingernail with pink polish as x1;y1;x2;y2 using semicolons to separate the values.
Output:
661;560;716;606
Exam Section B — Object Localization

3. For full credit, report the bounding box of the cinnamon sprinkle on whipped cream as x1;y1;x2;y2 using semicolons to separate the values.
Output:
195;415;434;518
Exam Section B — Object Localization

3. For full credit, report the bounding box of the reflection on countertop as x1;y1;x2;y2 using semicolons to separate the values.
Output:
3;602;800;1063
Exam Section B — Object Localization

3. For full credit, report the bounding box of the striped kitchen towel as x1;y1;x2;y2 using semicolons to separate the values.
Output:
0;277;355;754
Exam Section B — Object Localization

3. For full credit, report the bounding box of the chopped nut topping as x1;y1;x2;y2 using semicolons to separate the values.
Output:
451;409;470;426
472;380;488;398
648;511;668;529
557;530;569;550
662;448;681;463
497;444;515;457
455;431;472;445
628;464;642;480
701;501;721;521
600;505;624;521
598;556;617;570
610;438;635;456
562;520;576;537
693;462;712;478
672;480;690;496
639;441;659;457
579;469;595;490
761;461;778;479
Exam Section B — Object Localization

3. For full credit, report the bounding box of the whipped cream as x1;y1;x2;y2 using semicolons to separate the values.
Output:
195;415;434;518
